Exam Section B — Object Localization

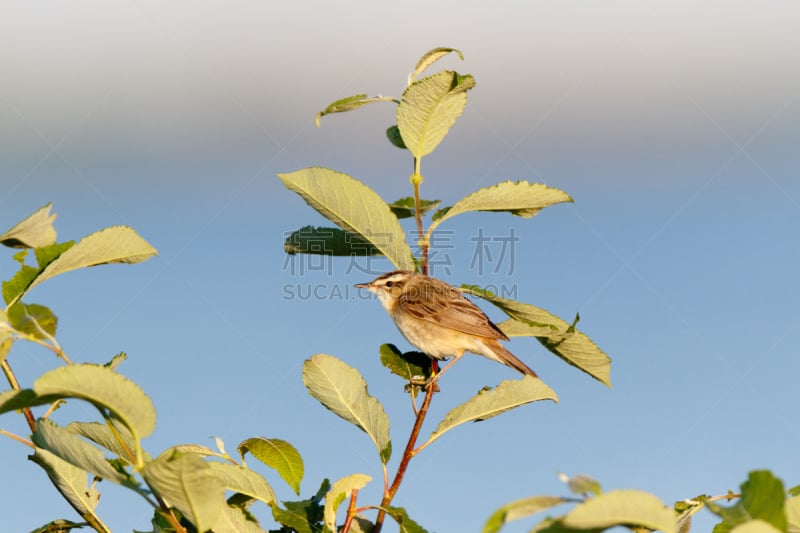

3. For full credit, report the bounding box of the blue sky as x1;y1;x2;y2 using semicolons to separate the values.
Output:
2;2;799;532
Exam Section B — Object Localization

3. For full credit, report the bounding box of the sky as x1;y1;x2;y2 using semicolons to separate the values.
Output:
2;1;799;532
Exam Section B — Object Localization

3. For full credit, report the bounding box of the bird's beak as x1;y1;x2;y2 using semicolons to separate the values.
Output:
354;282;371;289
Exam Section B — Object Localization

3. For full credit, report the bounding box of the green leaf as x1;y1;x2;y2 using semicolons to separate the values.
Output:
29;447;110;533
30;519;86;533
483;496;567;533
8;226;158;307
238;437;304;495
386;125;407;149
316;94;397;127
730;520;784;533
2;264;38;305
560;473;602;496
384;506;428;533
786;495;800;533
0;203;57;248
0;388;60;415
789;485;800;497
142;449;225;532
32;418;125;483
66;421;139;463
272;479;330;533
207;461;277;506
323;473;372;533
562;489;677;533
427;376;557;447
278;167;415;271
7;302;57;338
302;354;392;463
397;70;473;158
706;471;787;532
284;226;381;256
34;364;157;439
463;287;611;386
209;504;267;533
387;197;442;219
379;343;432;382
429;181;572;231
410;47;464;82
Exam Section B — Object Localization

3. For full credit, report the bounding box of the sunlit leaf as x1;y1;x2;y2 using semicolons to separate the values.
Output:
563;489;677;533
323;473;371;532
0;203;57;248
29;448;109;532
397;70;473;158
34;364;157;439
209;504;267;533
463;286;611;386
30;519;86;533
284;226;381;256
33;418;125;483
67;421;138;463
316;94;397;127
705;471;787;532
730;520;784;533
207;461;277;506
302;354;392;463
430;181;572;232
238;437;304;495
278;167;415;271
483;496;567;533
427;376;556;447
409;47;464;82
9;226;157;306
142;449;225;532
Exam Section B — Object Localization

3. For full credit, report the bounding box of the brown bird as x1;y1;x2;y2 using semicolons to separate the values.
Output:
356;270;537;378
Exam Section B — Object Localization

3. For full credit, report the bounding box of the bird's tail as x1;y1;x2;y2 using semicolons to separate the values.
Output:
484;340;538;377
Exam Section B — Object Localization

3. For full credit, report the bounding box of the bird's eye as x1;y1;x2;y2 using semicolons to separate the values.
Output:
385;281;394;288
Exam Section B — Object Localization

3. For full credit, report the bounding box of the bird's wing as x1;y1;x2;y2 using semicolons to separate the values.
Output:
398;284;509;341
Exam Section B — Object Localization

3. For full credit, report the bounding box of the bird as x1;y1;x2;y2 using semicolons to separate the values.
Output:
355;270;537;379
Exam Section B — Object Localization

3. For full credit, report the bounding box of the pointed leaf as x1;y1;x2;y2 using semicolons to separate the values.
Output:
323;473;371;533
142;450;225;532
561;473;602;496
302;354;392;463
272;504;314;533
0;203;57;248
29;448;109;532
34;364;157;438
397;70;473;158
238;437;304;495
272;479;329;533
67;421;138;462
284;226;380;256
32;418;125;482
2;265;39;305
427;376;556;447
30;519;86;533
483;496;567;533
316;94;397;127
464;287;611;386
388;198;441;219
379;343;432;382
208;462;277;505
410;47;464;82
563;489;677;533
7;226;157;306
278;167;415;271
430;181;572;231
